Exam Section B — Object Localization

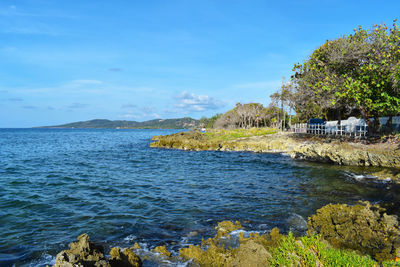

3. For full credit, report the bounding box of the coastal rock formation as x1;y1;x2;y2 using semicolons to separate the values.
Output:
291;142;400;168
231;240;271;267
308;202;400;262
53;234;142;267
53;234;109;267
109;247;142;267
151;131;400;183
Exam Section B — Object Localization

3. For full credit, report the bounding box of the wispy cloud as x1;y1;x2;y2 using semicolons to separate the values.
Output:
7;97;23;102
121;103;137;109
109;68;122;72
0;5;71;36
2;23;60;36
70;80;103;86
174;91;224;112
67;103;88;109
119;105;160;120
22;105;38;109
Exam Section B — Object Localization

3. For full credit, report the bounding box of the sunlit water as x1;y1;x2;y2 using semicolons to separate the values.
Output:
0;129;399;266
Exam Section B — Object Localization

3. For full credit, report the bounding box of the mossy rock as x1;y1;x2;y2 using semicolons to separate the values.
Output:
308;202;400;262
53;234;110;267
151;245;171;257
109;247;142;267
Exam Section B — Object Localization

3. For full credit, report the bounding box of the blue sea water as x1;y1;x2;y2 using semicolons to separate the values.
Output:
0;128;399;266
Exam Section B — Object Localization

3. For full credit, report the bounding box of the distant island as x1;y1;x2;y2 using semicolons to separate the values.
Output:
38;117;199;129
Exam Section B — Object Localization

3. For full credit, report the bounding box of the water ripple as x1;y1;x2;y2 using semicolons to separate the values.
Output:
0;128;399;266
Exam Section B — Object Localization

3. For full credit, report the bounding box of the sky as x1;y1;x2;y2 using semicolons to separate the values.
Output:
0;0;399;127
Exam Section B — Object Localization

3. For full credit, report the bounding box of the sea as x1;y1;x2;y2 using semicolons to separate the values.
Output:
0;128;399;266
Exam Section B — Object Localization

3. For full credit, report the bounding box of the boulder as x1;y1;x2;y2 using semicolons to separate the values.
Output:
232;240;271;267
109;247;142;267
308;202;400;262
53;234;109;267
53;234;142;267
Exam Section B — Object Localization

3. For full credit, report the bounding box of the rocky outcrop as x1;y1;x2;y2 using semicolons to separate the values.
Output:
308;202;400;262
151;131;400;183
109;247;142;267
291;142;400;168
53;234;109;267
53;234;142;267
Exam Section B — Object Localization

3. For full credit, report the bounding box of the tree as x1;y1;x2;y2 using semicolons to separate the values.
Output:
293;20;400;133
213;103;276;129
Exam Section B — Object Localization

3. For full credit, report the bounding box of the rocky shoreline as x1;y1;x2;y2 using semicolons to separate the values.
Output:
150;131;400;183
51;202;400;266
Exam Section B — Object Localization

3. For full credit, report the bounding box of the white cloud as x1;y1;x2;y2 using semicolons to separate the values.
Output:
174;91;224;112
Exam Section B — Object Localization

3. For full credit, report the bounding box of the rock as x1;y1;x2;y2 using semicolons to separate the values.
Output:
109;247;142;267
53;234;109;267
179;243;234;266
291;142;400;169
232;240;271;267
371;169;400;183
308;202;400;262
131;243;141;250
215;221;242;237
151;245;171;257
151;131;400;174
53;234;142;267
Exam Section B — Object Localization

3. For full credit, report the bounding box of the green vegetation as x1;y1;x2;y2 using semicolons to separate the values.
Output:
39;117;199;129
291;20;400;133
203;127;278;141
271;232;377;267
204;20;400;134
177;220;394;267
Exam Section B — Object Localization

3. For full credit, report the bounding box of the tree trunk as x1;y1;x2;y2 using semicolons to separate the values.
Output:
359;106;379;136
385;116;393;133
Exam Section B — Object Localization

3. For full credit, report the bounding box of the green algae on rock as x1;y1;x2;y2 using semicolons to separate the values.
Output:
179;222;380;266
308;202;400;262
109;247;142;267
151;245;172;257
53;234;110;267
53;234;142;267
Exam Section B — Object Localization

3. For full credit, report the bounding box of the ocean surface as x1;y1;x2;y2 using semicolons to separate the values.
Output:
0;128;399;266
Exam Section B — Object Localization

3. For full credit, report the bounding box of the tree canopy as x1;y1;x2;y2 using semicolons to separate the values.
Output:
293;20;400;132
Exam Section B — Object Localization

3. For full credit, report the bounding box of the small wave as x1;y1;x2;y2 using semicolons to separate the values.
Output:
123;234;137;243
128;243;190;267
26;253;55;267
344;171;391;183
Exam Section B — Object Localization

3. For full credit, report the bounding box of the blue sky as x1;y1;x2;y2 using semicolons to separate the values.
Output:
0;0;399;127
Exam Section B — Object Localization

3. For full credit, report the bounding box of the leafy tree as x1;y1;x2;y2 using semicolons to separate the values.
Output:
293;20;400;133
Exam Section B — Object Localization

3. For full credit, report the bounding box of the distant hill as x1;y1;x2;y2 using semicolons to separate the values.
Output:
38;118;199;129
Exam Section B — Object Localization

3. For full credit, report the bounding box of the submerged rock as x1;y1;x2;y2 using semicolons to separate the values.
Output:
308;202;400;262
53;234;142;267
